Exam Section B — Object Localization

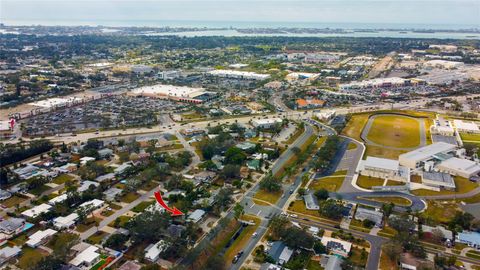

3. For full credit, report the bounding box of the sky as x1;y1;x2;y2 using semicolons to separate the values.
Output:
1;0;479;28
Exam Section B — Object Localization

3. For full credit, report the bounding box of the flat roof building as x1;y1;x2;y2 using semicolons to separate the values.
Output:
399;142;457;170
437;157;480;179
69;245;100;268
25;229;57;248
359;156;409;182
145;240;170;262
53;213;79;229
208;70;270;80
422;171;456;190
187;209;206;223
131;84;215;103
354;207;383;227
321;236;352;258
22;203;52;218
251;118;282;129
454;120;480;134
304;192;320;210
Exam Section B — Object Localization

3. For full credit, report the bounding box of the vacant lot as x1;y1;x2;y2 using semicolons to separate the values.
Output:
367;115;421;148
253;190;282;205
421;200;460;223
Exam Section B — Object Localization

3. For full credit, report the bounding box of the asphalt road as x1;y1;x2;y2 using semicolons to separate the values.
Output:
229;123;316;270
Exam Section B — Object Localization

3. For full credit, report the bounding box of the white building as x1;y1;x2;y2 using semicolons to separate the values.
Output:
454;120;480;134
421;171;456;191
187;209;206;223
285;72;320;81
358;156;409;182
158;70;181;80
208;70;270;80
69;245;101;268
251;118;283;129
48;193;68;205
79;199;104;211
131;84;215;103
316;111;336;121
432;117;455;136
53;213;79;229
399;142;457;170
25;229;57;248
21;203;52;218
437;157;480;179
144;240;170;262
424;60;464;69
339;77;411;91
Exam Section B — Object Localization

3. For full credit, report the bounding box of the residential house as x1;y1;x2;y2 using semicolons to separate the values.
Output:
304;192;320;210
321;237;352;257
69;244;101;268
144;240;170;262
53;213;79;229
267;241;293;265
25;229;57;248
188;209;206;224
354;207;383;227
0;246;21;265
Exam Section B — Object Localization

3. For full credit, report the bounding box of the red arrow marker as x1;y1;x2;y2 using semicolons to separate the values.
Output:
154;191;184;217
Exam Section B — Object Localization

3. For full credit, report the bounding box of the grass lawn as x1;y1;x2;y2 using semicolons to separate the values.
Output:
140;181;159;191
109;215;132;228
253;190;282;205
421;200;460;223
342;113;371;141
378;226;398;238
347;142;358;150
308;176;345;192
132;200;154;213
359;196;412;206
9;233;29;246
224;214;261;266
288;201;321;218
332;170;348;176
466;250;480;260
52;174;74;185
29;184;51;196
120;192;140;203
17;247;47;269
356;175;384;189
349;247;368;268
366;115;421;148
1;195;28;208
386;180;405;186
379;251;399;270
306;259;324;270
349;219;371;233
87;231;109;245
460;133;480;142
364;145;407;160
411;176;478;196
156;144;184;151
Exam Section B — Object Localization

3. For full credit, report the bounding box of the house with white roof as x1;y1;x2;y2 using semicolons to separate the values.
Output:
25;229;57;248
0;246;21;265
79;199;104;211
53;213;79;229
144;240;170;262
69;245;101;268
187;209;206;223
80;156;96;165
21;203;52;218
48;193;68;205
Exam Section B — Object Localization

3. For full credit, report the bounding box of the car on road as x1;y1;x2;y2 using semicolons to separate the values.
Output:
290;214;298;218
289;189;294;194
252;232;258;238
232;251;244;264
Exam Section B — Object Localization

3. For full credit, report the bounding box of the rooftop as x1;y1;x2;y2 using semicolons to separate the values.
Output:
399;142;456;162
363;156;399;171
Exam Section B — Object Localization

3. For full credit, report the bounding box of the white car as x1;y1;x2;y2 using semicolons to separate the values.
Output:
290;214;298;218
252;232;258;238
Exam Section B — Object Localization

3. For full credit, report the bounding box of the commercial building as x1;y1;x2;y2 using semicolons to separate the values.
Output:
432;117;455;136
131;84;216;104
296;99;325;109
158;70;181;80
457;231;480;248
208;70;270;80
339;77;412;91
358;156;409;182
398;142;457;170
429;44;458;53
454;120;480;134
0;120;13;140
251;118;283;129
286;72;320;81
424;60;464;70
437;157;480;179
25;229;57;248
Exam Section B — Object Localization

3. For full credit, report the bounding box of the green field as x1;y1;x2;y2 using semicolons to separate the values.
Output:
359;196;411;206
308;176;345;192
253;190;282;205
367;115;421;148
460;133;480;142
356;175;384;189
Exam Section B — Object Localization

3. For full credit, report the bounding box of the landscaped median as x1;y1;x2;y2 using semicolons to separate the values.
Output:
358;196;412;207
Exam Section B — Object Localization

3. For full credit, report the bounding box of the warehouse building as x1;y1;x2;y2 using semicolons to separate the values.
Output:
208;70;270;80
131;84;216;104
437;157;480;179
358;156;409;182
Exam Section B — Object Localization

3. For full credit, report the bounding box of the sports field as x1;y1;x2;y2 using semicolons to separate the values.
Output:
366;115;421;148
